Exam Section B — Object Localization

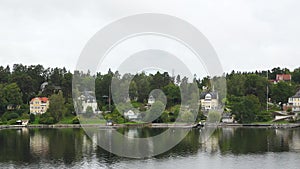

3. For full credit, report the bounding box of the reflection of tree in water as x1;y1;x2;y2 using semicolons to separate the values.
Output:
217;128;291;155
0;128;32;162
1;128;300;165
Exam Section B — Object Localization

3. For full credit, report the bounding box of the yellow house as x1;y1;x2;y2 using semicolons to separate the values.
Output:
30;97;50;115
288;90;300;112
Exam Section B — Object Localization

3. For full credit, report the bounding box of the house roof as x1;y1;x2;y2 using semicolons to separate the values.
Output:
31;97;49;103
200;91;218;99
78;91;96;102
291;90;300;98
276;74;291;81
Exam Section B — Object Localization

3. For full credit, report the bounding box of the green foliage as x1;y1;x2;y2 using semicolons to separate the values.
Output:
104;108;125;124
7;119;17;125
1;64;300;125
72;116;80;124
48;91;65;122
84;106;94;118
256;111;272;122
230;95;261;123
146;101;165;123
160;111;170;123
131;101;142;108
29;114;35;123
180;111;195;123
5;112;19;121
270;81;295;106
163;83;180;108
39;113;56;124
207;110;222;123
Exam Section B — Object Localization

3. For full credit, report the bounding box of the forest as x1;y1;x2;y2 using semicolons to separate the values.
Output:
0;64;300;125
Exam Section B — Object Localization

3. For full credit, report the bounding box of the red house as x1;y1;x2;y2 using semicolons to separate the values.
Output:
276;74;292;82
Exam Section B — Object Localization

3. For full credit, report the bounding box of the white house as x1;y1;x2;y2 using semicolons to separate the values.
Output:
148;95;155;105
124;110;138;121
288;90;300;112
78;91;98;113
200;91;219;111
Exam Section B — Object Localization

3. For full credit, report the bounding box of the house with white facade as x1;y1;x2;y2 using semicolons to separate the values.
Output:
30;97;50;115
148;95;155;105
200;91;219;111
78;91;98;113
288;90;300;112
124;110;139;121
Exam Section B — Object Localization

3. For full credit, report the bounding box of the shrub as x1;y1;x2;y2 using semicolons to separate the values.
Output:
207;110;222;123
39;113;56;124
29;114;35;123
6;112;19;121
39;116;56;124
180;111;195;123
72;117;80;124
8;119;17;125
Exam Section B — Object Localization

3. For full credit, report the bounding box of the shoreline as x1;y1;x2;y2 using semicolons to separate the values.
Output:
1;123;300;130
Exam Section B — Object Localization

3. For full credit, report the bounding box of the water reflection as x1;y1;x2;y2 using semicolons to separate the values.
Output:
0;127;299;167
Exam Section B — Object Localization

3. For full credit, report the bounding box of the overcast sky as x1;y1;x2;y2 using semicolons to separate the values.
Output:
0;0;300;75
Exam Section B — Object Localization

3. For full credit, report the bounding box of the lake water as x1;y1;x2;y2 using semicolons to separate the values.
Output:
0;127;300;169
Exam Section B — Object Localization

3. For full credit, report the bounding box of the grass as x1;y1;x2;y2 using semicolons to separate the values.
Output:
122;121;149;125
58;115;76;124
251;121;291;124
77;115;106;124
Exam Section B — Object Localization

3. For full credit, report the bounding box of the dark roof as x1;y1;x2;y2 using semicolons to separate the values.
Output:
200;91;218;99
291;90;300;98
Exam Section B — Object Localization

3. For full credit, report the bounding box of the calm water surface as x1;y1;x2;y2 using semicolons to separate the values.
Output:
0;127;300;169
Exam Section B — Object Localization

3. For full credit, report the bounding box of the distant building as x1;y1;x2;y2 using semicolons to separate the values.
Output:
30;97;50;115
78;91;98;113
7;104;21;111
271;74;292;84
288;90;300;112
276;74;292;82
200;91;219;111
124;110;139;121
148;95;155;105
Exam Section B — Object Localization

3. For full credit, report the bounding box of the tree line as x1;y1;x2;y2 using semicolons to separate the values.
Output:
1;64;300;124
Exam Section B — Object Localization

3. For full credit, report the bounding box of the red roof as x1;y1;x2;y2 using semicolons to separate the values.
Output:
31;97;49;103
276;74;291;81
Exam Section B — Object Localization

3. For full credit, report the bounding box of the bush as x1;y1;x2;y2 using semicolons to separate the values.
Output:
180;111;195;123
8;119;17;125
21;113;29;119
6;112;19;121
256;111;272;122
29;114;35;123
39;116;56;124
39;113;56;124
72;117;80;124
207;110;222;123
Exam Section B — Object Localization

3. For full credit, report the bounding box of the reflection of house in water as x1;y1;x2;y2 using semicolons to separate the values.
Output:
289;129;300;151
200;131;219;154
78;91;98;113
221;127;235;139
30;133;49;157
126;128;138;138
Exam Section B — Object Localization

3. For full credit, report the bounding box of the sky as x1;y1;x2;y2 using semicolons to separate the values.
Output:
0;0;300;75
